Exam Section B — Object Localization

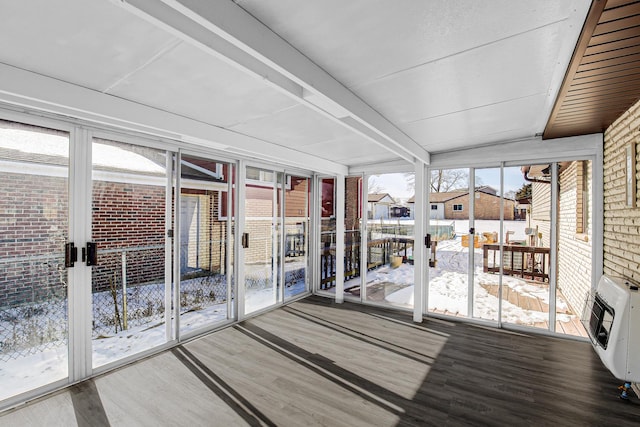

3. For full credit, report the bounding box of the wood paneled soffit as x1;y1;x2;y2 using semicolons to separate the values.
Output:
544;0;640;139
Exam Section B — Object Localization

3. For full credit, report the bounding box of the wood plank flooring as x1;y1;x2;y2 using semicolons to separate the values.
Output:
0;296;638;426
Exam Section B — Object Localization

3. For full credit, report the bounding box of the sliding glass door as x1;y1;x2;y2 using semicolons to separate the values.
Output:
427;168;469;318
91;138;171;368
427;163;591;336
0;120;70;401
178;155;234;334
283;175;310;300
243;167;282;315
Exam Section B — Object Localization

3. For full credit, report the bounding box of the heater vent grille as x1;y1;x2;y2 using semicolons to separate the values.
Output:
582;293;614;350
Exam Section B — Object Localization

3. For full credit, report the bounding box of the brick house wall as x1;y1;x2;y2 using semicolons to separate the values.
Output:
0;172;68;307
557;160;593;315
441;192;515;220
603;99;640;283
181;189;227;275
530;182;551;247
529;162;594;314
244;177;310;264
92;180;166;292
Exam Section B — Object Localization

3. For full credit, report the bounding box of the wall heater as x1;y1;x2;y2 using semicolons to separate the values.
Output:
583;275;640;398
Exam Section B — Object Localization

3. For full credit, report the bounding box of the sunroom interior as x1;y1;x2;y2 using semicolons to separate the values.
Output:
1;0;640;423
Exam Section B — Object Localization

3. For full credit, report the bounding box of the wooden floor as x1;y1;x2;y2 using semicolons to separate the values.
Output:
1;296;638;426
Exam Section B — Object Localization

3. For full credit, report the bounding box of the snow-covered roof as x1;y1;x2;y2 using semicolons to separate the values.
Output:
368;193;395;203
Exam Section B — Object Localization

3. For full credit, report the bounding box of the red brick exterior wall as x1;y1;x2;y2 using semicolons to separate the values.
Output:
91;180;166;292
0;173;68;307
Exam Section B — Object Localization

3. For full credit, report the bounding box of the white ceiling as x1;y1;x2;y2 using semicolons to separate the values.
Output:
0;0;590;172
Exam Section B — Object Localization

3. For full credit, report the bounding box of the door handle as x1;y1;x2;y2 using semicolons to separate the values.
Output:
82;242;98;266
65;242;77;267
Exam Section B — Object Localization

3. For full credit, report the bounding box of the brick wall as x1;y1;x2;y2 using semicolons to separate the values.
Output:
181;189;227;275
0;172;68;307
557;161;593;314
442;192;515;220
603;99;640;283
92;180;166;291
529;182;551;247
345;176;361;231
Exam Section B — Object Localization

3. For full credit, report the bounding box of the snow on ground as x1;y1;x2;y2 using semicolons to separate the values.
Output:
0;275;308;401
346;220;575;326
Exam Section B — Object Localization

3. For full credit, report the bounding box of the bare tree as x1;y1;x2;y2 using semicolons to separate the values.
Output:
430;169;469;192
368;175;385;194
406;169;475;193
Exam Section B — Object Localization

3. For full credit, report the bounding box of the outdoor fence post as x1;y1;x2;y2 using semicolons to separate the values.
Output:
122;250;128;330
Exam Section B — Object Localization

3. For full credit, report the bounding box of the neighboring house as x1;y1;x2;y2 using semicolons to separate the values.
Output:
408;188;515;220
368;193;395;219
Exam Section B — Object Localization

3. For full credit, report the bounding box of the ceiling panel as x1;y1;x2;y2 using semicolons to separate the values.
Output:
355;23;563;128
236;0;579;90
228;104;375;154
301;136;392;164
237;0;588;154
106;41;298;128
0;0;598;169
0;0;177;92
404;94;548;152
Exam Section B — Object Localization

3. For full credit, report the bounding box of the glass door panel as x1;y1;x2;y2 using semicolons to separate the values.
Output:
179;156;234;333
471;168;502;322
345;176;363;300
0;121;69;400
499;164;551;329
91;138;169;368
556;160;590;337
284;175;309;299
365;173;414;308
318;178;336;294
244;167;282;315
427;168;470;318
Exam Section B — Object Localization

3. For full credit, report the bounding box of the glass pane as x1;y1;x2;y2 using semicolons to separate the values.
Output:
0;121;69;400
365;173;414;308
556;160;590;337
244;167;281;314
345;176;363;299
284;175;309;299
472;168;502;322
319;178;336;293
179;157;233;334
428;168;469;318
499;165;551;329
91;139;168;368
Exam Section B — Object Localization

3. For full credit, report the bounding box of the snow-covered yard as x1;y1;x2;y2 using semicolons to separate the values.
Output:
341;220;582;330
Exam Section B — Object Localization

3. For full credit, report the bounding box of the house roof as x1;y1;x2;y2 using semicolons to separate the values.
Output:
408;188;514;204
368;193;395;203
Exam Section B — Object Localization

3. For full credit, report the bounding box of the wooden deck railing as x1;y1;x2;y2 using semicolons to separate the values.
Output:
320;237;413;289
482;244;550;282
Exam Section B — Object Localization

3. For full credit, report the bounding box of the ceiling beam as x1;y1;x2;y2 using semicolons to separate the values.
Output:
120;0;430;165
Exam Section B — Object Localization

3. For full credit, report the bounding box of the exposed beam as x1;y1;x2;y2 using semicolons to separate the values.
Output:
120;0;430;165
0;63;348;176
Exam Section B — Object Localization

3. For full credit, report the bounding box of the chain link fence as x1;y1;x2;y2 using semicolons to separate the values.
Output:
1;247;232;362
0;255;68;362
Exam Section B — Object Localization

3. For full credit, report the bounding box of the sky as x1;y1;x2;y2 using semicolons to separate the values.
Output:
371;167;528;200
